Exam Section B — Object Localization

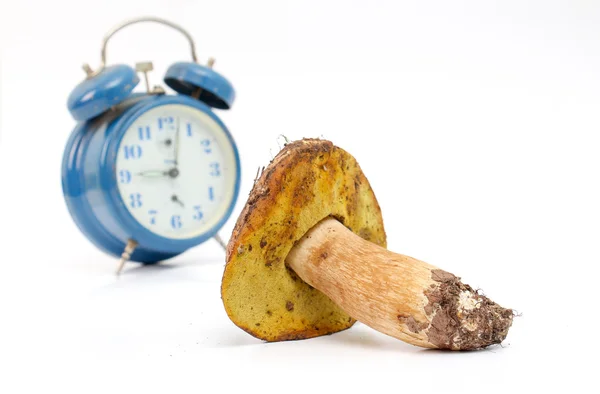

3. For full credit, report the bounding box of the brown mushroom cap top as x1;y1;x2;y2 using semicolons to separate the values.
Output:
221;139;386;341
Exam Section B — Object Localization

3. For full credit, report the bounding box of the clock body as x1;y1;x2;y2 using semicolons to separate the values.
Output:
61;94;241;263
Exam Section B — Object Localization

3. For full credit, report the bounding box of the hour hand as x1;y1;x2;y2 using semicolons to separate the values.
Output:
171;194;185;207
136;169;168;177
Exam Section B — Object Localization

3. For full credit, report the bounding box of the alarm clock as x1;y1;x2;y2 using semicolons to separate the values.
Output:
61;17;241;273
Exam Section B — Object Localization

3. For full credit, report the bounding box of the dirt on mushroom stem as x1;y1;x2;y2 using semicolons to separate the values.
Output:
424;270;513;350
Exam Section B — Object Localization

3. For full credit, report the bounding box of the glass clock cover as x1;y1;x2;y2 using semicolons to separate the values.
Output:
114;103;238;240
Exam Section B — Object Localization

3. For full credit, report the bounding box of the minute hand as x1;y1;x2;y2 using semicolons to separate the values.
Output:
174;117;181;166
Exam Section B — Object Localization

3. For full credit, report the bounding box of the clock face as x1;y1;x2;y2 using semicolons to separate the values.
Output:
115;104;238;240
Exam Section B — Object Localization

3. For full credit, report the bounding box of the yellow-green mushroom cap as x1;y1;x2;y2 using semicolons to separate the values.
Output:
221;139;386;341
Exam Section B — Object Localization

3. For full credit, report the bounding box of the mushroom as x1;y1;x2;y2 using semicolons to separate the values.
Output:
221;139;513;350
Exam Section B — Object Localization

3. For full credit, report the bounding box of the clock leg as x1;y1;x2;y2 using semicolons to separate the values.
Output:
213;233;227;251
116;239;138;275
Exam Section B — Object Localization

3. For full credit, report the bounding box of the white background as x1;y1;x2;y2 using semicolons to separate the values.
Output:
0;1;597;392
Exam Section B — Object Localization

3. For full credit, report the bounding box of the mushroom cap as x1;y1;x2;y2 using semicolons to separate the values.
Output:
221;139;386;341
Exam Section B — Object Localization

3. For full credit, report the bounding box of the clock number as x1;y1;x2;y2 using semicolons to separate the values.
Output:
158;117;174;130
208;187;214;201
201;139;212;153
193;206;204;221
118;170;131;184
186;123;192;137
138;126;151;141
129;193;142;208
149;210;157;225
123;145;142;160
209;162;221;177
171;215;182;229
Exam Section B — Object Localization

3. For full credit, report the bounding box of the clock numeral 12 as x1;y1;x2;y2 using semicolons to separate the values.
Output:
186;123;192;137
158;117;174;130
129;193;142;208
171;215;182;229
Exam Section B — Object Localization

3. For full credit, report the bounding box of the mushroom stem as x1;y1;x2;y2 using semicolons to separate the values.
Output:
286;218;513;350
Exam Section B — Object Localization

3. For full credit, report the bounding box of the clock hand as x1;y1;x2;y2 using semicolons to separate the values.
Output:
171;194;185;207
136;169;169;177
136;168;181;178
174;117;181;167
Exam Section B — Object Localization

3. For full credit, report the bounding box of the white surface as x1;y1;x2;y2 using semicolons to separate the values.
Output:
115;104;237;239
0;1;597;392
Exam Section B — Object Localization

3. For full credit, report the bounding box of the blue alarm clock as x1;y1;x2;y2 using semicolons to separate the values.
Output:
62;17;241;273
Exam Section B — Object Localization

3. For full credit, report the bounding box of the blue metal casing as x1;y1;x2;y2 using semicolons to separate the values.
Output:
62;94;241;263
164;62;235;110
67;65;140;121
